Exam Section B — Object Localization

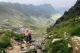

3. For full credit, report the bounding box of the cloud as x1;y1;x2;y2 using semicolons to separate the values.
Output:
0;0;77;8
46;0;77;8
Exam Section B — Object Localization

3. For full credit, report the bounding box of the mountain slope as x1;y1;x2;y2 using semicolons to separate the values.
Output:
47;0;80;36
0;2;58;29
46;0;80;53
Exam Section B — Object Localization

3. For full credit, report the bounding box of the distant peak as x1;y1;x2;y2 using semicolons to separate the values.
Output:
39;4;51;6
77;0;80;1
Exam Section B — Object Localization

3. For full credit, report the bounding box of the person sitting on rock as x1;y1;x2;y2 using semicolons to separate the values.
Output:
25;26;32;46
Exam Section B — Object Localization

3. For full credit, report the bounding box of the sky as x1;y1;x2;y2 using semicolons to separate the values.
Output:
0;0;77;8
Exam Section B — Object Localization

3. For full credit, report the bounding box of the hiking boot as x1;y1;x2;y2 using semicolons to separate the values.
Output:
26;43;32;46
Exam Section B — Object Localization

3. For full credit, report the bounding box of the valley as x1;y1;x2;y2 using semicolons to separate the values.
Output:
0;0;80;53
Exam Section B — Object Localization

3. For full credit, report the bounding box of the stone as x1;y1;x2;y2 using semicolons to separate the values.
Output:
7;47;13;50
30;46;35;49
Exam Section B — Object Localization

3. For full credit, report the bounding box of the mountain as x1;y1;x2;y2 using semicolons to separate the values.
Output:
47;14;62;25
0;2;58;30
46;0;80;53
56;7;69;14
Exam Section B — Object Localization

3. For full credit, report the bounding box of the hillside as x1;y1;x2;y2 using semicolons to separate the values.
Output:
47;0;80;37
0;2;58;29
46;0;80;53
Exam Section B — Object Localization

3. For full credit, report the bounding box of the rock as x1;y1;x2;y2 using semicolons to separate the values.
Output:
37;45;42;49
7;47;13;50
42;46;45;50
37;49;43;53
21;44;26;48
21;44;27;51
30;46;35;50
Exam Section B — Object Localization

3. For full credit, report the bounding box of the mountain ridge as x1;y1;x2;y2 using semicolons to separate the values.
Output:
0;2;58;29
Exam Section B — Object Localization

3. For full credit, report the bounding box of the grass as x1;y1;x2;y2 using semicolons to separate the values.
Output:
28;49;37;53
47;16;80;38
45;39;72;53
46;18;80;53
69;25;80;36
0;30;24;52
46;2;80;53
0;48;6;53
4;31;24;41
0;35;11;48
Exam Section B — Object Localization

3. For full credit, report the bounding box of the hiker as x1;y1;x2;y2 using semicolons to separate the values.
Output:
25;26;32;46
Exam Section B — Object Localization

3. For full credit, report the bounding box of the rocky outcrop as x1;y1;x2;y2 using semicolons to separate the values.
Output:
55;0;80;25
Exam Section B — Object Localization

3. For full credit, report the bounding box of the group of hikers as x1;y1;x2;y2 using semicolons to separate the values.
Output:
20;26;32;46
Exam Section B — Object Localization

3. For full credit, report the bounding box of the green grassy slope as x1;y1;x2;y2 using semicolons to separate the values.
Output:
0;30;24;53
47;0;80;38
46;0;80;53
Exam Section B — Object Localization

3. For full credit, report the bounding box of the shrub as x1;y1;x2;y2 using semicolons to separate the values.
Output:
0;48;6;53
0;35;11;48
11;27;19;31
0;31;24;53
14;33;24;41
4;31;24;41
45;39;72;53
70;26;80;36
28;49;37;53
0;31;24;48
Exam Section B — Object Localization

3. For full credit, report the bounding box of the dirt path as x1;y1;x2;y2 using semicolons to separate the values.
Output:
6;35;46;53
72;36;80;53
6;39;21;53
6;46;21;53
21;35;45;53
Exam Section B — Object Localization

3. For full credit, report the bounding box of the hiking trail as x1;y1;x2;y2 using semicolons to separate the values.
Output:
6;35;46;53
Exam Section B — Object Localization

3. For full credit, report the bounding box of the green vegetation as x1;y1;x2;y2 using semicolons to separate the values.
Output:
0;48;6;53
28;49;37;53
0;30;24;53
69;26;80;36
4;31;24;41
46;1;80;53
47;16;80;38
45;39;72;53
0;35;11;48
11;27;20;31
